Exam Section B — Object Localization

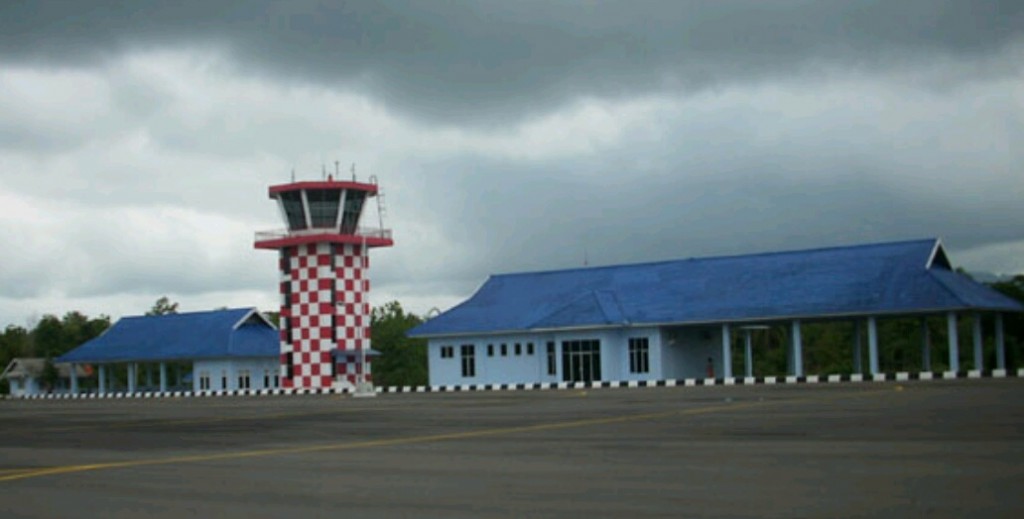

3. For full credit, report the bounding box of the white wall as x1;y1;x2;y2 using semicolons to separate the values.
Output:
426;326;664;386
661;326;724;379
192;358;280;392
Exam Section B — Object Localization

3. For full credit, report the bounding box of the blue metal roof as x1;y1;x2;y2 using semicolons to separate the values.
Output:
57;308;279;364
410;239;1023;337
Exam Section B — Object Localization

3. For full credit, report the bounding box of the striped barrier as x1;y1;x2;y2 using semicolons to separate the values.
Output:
8;367;1023;401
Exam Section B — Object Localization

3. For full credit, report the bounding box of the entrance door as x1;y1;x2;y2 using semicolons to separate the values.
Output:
562;339;602;383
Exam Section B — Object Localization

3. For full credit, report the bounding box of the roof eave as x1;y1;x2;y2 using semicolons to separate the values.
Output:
410;305;1022;340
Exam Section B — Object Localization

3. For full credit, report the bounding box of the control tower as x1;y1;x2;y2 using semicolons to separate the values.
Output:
255;174;393;390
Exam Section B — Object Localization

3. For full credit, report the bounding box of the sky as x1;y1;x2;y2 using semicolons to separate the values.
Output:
1;1;1022;329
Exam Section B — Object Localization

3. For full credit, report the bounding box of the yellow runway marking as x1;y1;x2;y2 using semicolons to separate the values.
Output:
0;388;895;483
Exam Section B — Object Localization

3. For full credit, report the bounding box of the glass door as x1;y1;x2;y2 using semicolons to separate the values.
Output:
561;339;601;383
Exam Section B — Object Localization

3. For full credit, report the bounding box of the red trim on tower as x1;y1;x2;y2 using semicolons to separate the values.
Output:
255;234;393;249
268;180;379;197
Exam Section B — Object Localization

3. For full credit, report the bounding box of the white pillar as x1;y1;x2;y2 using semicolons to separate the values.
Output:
721;324;732;379
69;364;79;395
791;320;803;377
921;318;932;372
947;312;959;372
127;364;137;394
159;362;168;392
744;329;753;378
996;313;1006;370
98;365;107;394
853;320;863;375
972;313;984;371
868;316;879;375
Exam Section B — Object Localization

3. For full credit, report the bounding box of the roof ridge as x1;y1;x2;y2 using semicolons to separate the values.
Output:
490;238;939;279
121;307;255;320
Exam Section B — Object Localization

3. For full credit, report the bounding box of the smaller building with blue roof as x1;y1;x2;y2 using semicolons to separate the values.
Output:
410;239;1023;387
57;308;280;395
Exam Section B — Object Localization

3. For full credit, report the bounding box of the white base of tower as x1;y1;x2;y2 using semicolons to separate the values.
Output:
352;381;377;398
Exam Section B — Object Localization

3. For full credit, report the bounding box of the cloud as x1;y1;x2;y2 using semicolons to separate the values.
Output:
0;2;1022;329
2;1;1022;125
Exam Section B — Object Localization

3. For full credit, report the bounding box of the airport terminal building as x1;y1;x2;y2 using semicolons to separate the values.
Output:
410;239;1023;387
56;308;280;395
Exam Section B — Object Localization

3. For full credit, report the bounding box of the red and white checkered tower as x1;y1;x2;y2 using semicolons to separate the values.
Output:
255;174;392;389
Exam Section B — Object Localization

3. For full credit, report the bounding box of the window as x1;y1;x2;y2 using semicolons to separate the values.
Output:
500;344;508;356
274;374;280;388
279;191;307;230
460;345;476;377
221;370;228;390
440;345;454;358
286;352;294;379
199;371;211;390
527;342;535;355
487;344;494;357
238;370;251;390
306;189;341;228
264;370;271;388
546;342;557;375
340;190;367;234
515;343;522;356
629;337;650;374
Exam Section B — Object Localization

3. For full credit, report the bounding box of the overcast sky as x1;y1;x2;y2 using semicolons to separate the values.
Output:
1;1;1022;328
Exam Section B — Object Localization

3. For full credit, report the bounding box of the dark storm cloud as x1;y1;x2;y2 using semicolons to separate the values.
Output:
2;1;1022;124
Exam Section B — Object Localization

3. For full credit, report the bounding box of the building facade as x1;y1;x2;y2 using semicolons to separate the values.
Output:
411;239;1023;387
56;308;280;395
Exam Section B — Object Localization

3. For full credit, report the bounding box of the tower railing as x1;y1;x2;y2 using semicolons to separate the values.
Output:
254;227;392;242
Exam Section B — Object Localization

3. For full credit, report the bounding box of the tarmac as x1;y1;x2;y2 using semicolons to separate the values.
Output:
1;380;1022;518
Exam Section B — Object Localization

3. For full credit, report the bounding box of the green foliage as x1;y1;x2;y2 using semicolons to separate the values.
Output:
0;313;110;394
146;297;179;316
39;357;60;392
371;301;427;387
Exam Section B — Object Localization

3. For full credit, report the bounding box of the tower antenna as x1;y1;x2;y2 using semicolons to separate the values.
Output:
290;168;295;183
351;163;356;181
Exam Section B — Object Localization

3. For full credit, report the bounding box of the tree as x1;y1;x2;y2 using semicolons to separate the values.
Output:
989;275;1024;367
370;301;427;387
39;357;60;393
147;297;179;316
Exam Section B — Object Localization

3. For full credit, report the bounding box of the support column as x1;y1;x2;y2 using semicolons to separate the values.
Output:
721;324;732;379
867;316;879;375
972;313;984;371
127;364;137;394
921;318;932;372
98;364;107;394
947;312;959;373
996;313;1006;370
744;329;753;378
159;362;168;392
791;320;803;377
69;363;79;395
853;320;863;375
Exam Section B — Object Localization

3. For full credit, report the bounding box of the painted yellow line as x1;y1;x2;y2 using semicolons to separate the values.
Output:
0;387;897;483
